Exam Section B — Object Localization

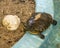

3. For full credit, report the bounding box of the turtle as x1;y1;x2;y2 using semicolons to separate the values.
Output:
22;12;57;39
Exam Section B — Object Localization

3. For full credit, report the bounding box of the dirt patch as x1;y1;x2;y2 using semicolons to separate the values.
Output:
0;0;35;48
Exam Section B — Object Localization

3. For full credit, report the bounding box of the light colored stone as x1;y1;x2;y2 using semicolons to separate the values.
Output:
2;15;20;31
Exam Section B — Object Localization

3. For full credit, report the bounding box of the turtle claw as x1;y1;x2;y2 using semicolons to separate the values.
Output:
39;34;45;39
52;20;57;25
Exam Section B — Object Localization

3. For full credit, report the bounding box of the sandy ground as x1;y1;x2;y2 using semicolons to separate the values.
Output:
0;0;35;48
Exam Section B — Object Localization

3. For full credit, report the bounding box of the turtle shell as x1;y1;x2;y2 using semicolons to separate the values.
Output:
26;12;53;34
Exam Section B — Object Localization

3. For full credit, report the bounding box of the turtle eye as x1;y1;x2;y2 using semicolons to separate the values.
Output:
29;20;33;24
29;17;34;23
28;19;35;26
28;16;35;26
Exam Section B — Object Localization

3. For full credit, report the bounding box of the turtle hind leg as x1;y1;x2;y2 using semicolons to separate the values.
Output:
39;33;45;39
52;20;57;25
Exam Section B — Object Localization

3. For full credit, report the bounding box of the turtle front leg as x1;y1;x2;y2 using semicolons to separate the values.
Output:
39;33;45;39
52;20;57;25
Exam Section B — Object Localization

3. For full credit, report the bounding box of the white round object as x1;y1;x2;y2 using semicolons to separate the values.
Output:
2;15;20;30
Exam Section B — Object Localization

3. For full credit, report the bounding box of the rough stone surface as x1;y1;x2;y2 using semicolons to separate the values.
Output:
0;0;35;48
